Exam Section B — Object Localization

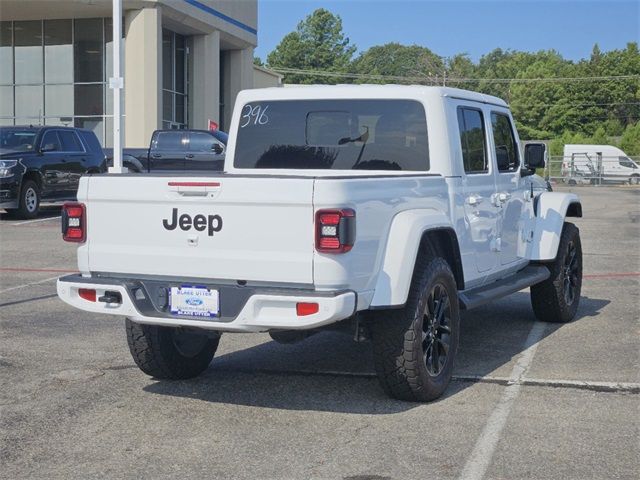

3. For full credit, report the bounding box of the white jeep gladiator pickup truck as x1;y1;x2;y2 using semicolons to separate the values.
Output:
57;86;583;401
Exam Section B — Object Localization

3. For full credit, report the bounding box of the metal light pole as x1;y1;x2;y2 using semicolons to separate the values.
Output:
108;0;125;173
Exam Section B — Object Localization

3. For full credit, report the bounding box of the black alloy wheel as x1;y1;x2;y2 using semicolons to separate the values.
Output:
562;240;580;307
422;283;452;376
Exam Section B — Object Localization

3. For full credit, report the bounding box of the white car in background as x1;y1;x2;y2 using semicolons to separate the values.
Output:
562;144;640;185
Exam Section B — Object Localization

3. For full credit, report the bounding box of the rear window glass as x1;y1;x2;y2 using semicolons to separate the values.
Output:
234;100;429;171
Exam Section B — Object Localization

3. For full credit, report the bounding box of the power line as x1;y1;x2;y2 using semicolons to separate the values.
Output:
272;67;640;84
535;102;640;107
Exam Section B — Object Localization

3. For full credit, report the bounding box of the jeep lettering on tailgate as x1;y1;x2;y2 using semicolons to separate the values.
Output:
162;208;223;236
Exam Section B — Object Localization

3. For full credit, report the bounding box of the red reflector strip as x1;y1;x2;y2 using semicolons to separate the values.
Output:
78;288;96;302
296;302;319;316
318;237;341;249
167;182;221;187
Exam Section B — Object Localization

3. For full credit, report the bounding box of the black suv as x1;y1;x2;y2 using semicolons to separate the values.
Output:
0;126;106;218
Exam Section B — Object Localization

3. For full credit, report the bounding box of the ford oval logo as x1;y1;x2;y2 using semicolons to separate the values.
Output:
186;297;203;306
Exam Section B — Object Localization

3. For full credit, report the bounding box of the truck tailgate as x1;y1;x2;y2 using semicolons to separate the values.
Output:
83;175;315;284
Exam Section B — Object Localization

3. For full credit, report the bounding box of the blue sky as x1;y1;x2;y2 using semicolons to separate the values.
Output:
255;0;639;63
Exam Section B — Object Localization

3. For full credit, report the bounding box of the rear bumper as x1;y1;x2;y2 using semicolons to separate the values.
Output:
57;274;357;333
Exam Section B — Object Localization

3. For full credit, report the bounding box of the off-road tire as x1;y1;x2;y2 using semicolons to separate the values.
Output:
530;222;582;323
126;319;220;379
370;255;460;402
11;179;40;219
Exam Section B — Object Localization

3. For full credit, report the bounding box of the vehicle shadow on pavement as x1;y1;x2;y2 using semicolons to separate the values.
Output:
143;291;609;414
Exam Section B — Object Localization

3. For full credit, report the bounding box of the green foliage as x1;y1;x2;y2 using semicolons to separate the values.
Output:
266;9;356;84
591;126;608;145
253;56;264;66
266;9;640;143
620;122;640;155
351;43;443;83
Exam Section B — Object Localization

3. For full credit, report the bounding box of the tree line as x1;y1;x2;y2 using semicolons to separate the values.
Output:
257;9;640;155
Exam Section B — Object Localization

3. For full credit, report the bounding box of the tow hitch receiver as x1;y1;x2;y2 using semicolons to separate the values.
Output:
98;291;122;304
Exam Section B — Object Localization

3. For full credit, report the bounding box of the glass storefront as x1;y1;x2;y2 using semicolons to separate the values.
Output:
0;18;120;146
162;29;188;130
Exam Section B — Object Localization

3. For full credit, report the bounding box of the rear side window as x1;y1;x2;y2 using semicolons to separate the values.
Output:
153;131;185;150
491;113;519;172
58;131;84;152
41;130;61;151
457;107;488;174
234;99;429;171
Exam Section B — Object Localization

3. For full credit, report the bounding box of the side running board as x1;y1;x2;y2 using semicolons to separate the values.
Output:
458;265;550;310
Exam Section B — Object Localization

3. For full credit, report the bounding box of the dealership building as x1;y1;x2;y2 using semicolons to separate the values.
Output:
0;0;261;146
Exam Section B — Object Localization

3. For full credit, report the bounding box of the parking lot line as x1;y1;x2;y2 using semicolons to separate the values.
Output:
0;275;60;294
12;216;61;226
458;321;548;480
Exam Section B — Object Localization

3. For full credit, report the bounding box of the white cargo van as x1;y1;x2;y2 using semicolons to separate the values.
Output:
562;144;640;184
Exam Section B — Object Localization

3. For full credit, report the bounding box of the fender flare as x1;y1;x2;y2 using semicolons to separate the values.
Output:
528;192;582;261
370;209;455;308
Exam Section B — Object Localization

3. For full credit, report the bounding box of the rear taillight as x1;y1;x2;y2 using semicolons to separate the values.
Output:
62;202;86;243
315;208;356;254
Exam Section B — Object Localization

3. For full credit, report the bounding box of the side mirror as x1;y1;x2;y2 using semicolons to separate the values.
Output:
212;143;224;155
523;143;546;176
40;143;57;153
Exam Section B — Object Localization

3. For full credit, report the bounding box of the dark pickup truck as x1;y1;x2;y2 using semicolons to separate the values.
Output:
0;126;106;219
105;129;227;173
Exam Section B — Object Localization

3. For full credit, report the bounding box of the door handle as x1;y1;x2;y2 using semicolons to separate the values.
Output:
151;153;162;158
466;195;483;206
185;154;194;159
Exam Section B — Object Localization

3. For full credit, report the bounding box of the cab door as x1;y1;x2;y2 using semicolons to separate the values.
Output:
455;103;499;274
184;131;225;171
148;131;186;171
39;130;68;196
489;111;527;266
57;130;87;194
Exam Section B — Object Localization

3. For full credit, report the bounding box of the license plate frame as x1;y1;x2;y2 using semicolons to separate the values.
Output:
170;285;220;319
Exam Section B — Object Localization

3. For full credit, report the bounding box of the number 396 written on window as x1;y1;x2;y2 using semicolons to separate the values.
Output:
240;104;269;128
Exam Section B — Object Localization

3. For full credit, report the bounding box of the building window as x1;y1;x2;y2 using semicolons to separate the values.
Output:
0;18;122;146
162;29;188;129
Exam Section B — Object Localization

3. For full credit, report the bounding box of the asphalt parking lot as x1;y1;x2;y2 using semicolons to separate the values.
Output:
1;185;639;480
